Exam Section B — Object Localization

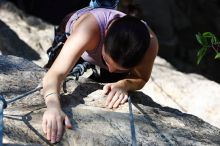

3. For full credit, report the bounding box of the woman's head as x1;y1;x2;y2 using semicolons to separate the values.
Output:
104;15;150;69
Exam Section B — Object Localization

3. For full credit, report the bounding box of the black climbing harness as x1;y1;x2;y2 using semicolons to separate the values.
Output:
69;61;98;81
44;31;70;68
44;6;94;69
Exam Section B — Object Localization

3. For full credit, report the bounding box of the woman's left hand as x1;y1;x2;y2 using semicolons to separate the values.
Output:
103;83;128;108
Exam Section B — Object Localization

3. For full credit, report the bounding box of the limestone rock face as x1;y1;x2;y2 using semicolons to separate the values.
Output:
1;55;220;146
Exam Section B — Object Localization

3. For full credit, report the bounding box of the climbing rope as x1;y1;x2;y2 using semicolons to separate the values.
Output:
6;84;43;105
0;95;5;145
0;61;94;145
0;61;137;145
128;96;137;146
0;61;94;107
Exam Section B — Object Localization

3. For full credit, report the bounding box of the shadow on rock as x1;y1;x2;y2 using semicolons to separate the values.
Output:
0;20;40;61
129;91;220;145
4;110;52;146
130;91;184;116
61;82;104;107
60;81;104;130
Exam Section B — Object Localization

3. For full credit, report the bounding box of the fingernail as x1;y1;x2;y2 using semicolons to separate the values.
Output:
51;136;55;143
56;137;60;142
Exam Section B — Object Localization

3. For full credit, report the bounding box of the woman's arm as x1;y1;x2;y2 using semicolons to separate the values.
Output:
42;13;100;143
104;29;159;108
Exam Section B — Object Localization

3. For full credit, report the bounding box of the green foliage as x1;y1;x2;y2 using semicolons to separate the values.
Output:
195;32;220;64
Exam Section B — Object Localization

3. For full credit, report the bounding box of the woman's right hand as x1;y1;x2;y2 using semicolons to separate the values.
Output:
42;107;72;143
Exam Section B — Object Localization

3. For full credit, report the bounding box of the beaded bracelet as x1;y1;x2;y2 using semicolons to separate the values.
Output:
44;92;59;99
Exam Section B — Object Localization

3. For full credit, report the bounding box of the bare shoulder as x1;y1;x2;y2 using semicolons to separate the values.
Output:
71;13;100;34
69;13;101;51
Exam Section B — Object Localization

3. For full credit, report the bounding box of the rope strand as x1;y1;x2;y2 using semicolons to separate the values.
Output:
128;96;137;146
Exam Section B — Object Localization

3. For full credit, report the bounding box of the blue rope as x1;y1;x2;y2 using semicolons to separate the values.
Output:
0;95;7;109
128;96;137;146
6;84;43;105
0;63;138;146
0;99;4;145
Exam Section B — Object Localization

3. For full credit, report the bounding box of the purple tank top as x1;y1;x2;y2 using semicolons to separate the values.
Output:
65;7;126;71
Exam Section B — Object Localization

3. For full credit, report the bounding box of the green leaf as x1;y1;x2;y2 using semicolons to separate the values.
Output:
196;32;211;46
211;35;218;44
197;46;208;64
195;32;220;63
201;35;208;46
203;32;214;38
196;33;203;45
215;52;220;59
202;32;217;45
